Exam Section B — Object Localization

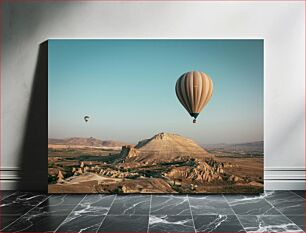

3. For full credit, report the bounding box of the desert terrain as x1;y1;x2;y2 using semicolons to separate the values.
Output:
48;133;263;194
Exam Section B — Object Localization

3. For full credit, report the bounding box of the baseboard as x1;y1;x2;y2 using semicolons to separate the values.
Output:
0;168;20;190
264;167;305;190
0;180;19;190
0;167;305;191
0;167;46;191
264;180;305;190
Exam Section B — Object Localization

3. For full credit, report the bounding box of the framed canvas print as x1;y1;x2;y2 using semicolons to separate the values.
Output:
48;39;263;194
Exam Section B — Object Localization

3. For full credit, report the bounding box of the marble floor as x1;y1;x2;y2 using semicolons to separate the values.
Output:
0;190;304;233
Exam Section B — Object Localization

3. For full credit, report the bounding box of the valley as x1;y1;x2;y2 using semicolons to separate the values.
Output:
48;133;263;194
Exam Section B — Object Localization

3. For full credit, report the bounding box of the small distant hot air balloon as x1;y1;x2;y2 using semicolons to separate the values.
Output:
84;116;90;123
175;71;213;123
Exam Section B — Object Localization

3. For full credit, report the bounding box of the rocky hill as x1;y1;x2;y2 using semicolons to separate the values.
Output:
48;137;127;147
120;132;213;165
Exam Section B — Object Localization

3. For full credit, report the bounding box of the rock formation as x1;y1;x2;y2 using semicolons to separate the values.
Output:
57;170;65;183
120;132;213;165
165;159;225;183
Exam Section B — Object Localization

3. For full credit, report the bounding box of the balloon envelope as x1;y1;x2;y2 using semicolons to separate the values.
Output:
175;71;213;121
84;116;90;122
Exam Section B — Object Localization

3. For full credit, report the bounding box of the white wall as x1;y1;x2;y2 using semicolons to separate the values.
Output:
1;1;304;190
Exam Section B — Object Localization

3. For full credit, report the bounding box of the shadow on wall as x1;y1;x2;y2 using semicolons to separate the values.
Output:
17;41;48;192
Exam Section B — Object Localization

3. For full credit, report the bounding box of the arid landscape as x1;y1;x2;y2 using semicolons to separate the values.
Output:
48;133;263;194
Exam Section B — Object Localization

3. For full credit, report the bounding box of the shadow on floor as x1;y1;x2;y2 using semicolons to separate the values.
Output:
17;41;48;192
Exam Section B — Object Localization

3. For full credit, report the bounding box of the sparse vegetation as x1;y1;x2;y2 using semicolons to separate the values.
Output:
48;174;57;184
48;134;263;194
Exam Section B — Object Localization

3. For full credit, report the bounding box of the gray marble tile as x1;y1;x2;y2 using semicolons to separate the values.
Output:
286;215;305;230
0;215;23;231
0;195;85;231
1;191;304;232
56;213;105;232
265;190;303;199
193;215;245;232
73;194;115;215
291;191;305;199
265;191;304;215
238;215;303;233
0;192;49;216
108;195;150;215
189;195;234;215
27;195;85;216
148;215;195;233
55;195;114;232
1;214;66;232
151;195;191;216
0;191;16;201
98;215;149;232
47;194;86;205
225;194;281;215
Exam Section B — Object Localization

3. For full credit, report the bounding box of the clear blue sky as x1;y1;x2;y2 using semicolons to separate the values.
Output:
48;40;263;144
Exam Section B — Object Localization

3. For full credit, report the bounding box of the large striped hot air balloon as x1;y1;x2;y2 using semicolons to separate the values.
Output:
175;71;213;123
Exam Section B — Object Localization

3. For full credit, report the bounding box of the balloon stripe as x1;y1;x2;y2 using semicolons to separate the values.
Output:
193;71;201;113
178;75;188;111
198;73;209;112
190;72;197;112
189;72;195;112
178;74;192;112
204;74;213;108
200;74;212;112
203;75;213;108
176;76;190;112
197;74;206;112
194;72;202;113
185;72;194;112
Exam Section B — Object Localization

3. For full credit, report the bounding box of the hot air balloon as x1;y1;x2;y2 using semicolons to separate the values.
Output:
175;71;213;123
84;116;90;123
